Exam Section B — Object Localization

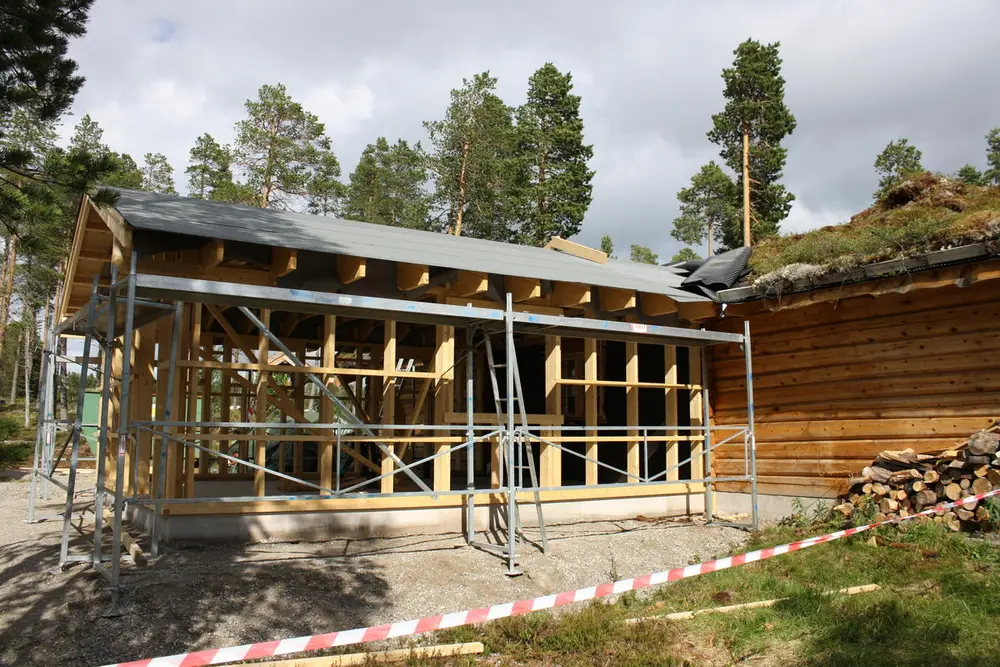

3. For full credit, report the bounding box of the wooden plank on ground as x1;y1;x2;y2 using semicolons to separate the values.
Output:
246;641;485;666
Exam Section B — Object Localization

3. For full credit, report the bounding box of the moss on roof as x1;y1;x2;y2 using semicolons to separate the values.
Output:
749;173;1000;291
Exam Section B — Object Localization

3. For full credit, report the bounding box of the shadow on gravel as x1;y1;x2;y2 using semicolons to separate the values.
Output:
0;499;391;667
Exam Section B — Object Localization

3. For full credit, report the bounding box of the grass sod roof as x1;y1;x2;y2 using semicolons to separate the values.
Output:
747;173;1000;296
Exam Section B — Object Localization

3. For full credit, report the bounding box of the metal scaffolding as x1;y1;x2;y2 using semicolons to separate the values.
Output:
28;266;758;593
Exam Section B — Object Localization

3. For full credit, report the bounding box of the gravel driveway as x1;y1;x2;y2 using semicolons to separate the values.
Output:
0;469;746;666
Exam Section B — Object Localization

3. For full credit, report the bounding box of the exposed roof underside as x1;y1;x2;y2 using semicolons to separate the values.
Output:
111;189;705;303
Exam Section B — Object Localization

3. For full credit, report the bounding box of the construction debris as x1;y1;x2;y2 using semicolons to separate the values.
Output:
839;425;999;532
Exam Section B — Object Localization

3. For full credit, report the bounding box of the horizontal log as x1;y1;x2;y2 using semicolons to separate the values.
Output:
715;458;871;477
714;333;1000;381
752;417;996;443
715;475;847;498
715;349;1000;394
714;438;960;460
715;276;1000;337
713;297;1000;361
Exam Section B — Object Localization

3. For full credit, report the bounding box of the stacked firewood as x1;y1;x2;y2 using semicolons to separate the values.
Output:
834;426;1000;531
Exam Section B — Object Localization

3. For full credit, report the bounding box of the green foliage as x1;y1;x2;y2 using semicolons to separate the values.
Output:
343;137;430;229
599;234;614;257
0;416;19;441
672;160;739;253
670;247;700;263
513;63;594;246
104;153;142;189
424;72;519;241
873;138;924;200
986;128;1000;186
140;152;177;194
629;244;658;264
707;39;796;247
956;163;987;186
0;1;92;125
0;443;31;469
232;83;342;211
186;133;233;199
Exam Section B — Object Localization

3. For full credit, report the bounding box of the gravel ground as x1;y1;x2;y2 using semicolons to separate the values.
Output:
0;469;747;667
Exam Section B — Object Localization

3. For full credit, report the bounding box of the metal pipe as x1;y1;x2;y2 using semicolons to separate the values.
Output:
743;320;758;530
504;293;518;575
60;278;98;565
151;302;183;558
465;327;475;545
701;346;713;523
93;263;118;569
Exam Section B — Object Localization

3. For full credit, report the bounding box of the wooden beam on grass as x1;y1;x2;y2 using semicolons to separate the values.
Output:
452;270;489;297
551;281;591;308
250;642;485;667
336;255;367;284
600;286;636;312
397;262;429;291
505;276;541;302
640;292;678;317
200;239;225;268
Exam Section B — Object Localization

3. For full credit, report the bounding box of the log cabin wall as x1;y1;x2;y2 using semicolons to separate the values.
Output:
709;274;1000;500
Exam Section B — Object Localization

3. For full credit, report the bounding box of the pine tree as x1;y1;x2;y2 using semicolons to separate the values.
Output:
139;153;176;194
186;133;233;199
956;164;986;186
707;39;796;248
306;152;346;217
514;63;595;246
986;128;1000;186
599;234;614;258
0;0;92;125
873;139;923;200
629;244;658;264
68;113;106;155
104;153;142;188
671;161;738;257
670;247;701;263
232;83;342;210
344;137;430;229
425;72;518;241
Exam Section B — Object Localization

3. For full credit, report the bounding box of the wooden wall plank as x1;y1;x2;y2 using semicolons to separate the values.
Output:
542;336;562;487
584;338;598;486
626;342;640;482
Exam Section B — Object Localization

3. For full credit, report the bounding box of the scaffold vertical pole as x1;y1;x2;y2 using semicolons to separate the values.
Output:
93;263;118;569
701;346;713;522
743;320;758;530
504;293;519;576
465;328;475;545
151;301;184;558
60;277;99;565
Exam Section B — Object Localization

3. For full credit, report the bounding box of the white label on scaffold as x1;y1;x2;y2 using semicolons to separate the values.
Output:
118;435;127;456
629;323;648;333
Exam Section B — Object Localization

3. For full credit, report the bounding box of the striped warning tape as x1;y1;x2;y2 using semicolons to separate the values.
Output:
101;487;1000;667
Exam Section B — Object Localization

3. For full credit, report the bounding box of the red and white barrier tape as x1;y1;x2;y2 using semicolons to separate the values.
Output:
102;487;1000;667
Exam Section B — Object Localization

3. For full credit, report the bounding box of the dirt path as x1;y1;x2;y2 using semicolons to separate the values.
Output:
0;470;745;667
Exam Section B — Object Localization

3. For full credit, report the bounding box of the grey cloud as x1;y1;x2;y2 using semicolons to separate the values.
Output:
65;0;1000;261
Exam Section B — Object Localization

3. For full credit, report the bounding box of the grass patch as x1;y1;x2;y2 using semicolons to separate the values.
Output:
750;175;1000;290
426;522;1000;666
0;442;32;469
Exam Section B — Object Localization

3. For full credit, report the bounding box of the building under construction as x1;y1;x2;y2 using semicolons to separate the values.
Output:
28;189;757;589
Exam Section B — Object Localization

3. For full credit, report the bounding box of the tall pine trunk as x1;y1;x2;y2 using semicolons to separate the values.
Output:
742;128;751;247
0;235;17;357
9;330;21;404
453;141;470;236
23;310;33;429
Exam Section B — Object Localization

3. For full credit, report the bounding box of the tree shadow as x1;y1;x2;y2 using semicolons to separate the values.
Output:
0;494;391;667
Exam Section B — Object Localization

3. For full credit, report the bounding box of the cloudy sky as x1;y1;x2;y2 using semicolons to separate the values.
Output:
62;0;1000;259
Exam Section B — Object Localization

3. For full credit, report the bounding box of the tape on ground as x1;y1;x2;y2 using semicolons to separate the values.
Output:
101;487;1000;667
